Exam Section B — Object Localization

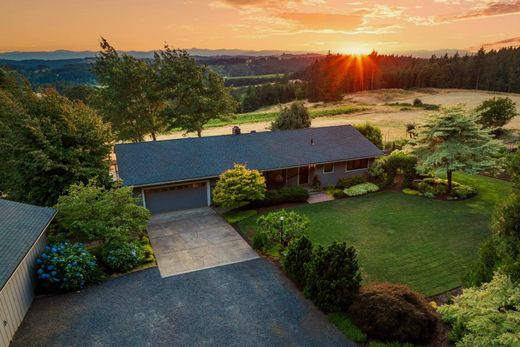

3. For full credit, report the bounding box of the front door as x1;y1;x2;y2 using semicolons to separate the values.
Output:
299;166;309;185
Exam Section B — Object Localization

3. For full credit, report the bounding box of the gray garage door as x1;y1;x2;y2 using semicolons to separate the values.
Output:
144;182;208;214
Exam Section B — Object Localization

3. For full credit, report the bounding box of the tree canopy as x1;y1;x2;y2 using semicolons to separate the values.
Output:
409;107;503;192
93;40;236;140
53;179;150;245
475;97;518;129
0;69;113;206
92;38;167;142
212;164;266;208
354;122;383;149
271;101;311;131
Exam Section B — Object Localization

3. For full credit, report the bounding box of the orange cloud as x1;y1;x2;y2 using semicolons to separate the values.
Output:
279;12;364;31
471;36;520;51
455;0;520;19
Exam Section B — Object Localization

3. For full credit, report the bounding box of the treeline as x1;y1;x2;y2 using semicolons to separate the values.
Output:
232;81;306;113
0;54;319;88
297;47;520;102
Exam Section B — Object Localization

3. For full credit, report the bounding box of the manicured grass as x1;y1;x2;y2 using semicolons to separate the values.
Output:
222;209;257;224
327;313;367;344
239;174;511;296
205;105;369;128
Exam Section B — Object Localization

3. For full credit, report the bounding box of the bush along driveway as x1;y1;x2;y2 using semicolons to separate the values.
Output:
12;259;354;347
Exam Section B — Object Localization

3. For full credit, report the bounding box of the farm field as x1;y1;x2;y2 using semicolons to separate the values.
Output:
157;88;520;141
238;174;512;296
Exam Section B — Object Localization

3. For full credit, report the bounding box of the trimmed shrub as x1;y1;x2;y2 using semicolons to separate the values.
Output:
465;238;500;287
284;235;314;286
255;186;309;207
100;241;145;272
385;151;417;188
305;242;361;312
336;175;367;189
349;283;439;344
36;242;100;291
213;164;266;208
345;183;379;197
252;230;270;251
402;188;422;196
492;193;520;282
452;185;477;200
256;210;310;247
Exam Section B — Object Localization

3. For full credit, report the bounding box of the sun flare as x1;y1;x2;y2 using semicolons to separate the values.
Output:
339;46;372;56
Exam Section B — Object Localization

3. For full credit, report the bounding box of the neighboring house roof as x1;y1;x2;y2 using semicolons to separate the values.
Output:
115;125;384;187
0;199;56;290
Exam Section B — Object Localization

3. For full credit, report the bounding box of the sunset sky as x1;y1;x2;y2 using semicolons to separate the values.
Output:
1;0;519;53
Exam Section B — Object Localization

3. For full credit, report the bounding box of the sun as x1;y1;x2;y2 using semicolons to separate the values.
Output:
339;45;372;56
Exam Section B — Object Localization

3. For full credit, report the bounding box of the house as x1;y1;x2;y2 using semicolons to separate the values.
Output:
0;199;56;347
115;125;384;214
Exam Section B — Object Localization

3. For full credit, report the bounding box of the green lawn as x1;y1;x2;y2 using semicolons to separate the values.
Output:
206;104;369;128
224;73;284;80
238;174;511;296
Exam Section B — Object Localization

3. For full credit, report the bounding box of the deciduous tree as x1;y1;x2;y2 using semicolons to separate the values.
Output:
0;70;113;206
155;47;237;137
271;101;311;131
93;38;167;142
354;122;383;149
475;97;517;130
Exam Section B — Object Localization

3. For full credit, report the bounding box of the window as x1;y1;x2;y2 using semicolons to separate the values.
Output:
323;163;334;173
346;159;369;171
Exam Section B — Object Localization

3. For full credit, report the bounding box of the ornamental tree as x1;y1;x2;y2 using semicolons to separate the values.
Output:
212;164;266;208
409;107;503;193
475;97;518;130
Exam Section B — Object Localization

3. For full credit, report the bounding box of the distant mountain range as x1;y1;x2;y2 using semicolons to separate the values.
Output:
0;48;473;61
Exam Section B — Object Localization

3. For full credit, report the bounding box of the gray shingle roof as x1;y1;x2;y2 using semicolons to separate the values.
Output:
115;125;384;187
0;199;56;290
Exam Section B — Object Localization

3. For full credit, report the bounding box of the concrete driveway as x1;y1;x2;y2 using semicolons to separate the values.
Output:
147;208;259;277
12;259;354;347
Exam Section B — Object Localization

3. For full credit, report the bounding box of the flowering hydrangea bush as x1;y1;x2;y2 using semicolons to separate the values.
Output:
36;242;99;291
100;241;144;272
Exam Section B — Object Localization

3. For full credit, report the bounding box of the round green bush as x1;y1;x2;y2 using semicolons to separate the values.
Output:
101;241;144;272
349;283;440;344
304;242;361;312
283;235;314;286
36;242;100;291
402;188;422;197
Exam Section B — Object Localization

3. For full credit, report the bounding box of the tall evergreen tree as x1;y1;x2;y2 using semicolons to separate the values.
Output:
410;107;503;193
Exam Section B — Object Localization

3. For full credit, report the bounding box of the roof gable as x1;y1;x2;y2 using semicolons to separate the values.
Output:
0;199;56;290
115;125;384;187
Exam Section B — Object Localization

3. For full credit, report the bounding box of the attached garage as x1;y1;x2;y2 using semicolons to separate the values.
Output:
143;181;210;214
